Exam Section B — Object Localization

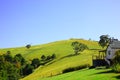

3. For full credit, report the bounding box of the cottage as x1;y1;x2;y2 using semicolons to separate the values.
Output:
105;38;120;65
92;38;120;67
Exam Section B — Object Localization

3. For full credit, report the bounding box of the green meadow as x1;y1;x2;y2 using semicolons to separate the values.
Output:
1;39;119;80
39;69;120;80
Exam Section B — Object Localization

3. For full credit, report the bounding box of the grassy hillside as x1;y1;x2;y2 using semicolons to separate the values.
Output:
0;39;101;60
0;39;102;80
39;69;120;80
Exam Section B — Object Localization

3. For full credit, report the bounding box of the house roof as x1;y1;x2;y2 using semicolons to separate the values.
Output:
110;41;120;49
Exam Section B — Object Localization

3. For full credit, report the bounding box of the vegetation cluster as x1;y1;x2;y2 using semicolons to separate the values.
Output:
0;51;56;80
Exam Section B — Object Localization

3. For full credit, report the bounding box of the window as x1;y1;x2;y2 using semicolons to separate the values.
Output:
108;51;111;55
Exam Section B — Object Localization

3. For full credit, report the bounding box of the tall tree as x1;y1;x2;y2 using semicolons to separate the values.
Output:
99;35;110;49
71;41;88;55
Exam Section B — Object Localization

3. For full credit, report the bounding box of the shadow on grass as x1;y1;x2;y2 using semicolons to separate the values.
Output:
114;75;120;79
95;70;114;74
88;69;114;76
45;54;78;66
89;69;120;79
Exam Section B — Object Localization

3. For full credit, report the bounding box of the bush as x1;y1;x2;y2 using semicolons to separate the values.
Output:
31;58;40;69
26;44;31;49
51;53;56;59
112;50;120;72
62;64;90;73
112;64;120;73
41;55;46;61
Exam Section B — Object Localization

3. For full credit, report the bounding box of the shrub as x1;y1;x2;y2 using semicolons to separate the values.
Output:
62;64;90;73
51;53;56;59
46;55;51;61
26;44;31;49
31;58;40;69
112;64;120;73
112;50;120;72
41;55;46;61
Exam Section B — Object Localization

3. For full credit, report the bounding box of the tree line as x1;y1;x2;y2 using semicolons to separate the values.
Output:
0;51;56;80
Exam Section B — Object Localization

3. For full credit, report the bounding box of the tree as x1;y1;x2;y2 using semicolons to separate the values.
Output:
46;55;51;61
26;44;31;49
41;55;46;61
6;62;20;80
99;35;110;49
51;53;56;59
31;58;40;68
14;54;26;66
112;50;120;72
22;64;34;75
71;41;88;55
4;52;13;63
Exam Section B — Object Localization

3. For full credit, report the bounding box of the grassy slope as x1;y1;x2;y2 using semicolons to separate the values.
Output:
39;69;120;80
0;39;101;60
21;39;102;80
0;39;102;80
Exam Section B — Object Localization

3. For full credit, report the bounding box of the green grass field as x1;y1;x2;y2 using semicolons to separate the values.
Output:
1;39;118;80
39;68;120;80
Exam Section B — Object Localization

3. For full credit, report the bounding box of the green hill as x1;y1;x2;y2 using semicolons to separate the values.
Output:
0;39;102;80
39;68;120;80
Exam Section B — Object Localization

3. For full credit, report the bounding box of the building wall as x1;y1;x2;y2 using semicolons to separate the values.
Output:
106;46;116;59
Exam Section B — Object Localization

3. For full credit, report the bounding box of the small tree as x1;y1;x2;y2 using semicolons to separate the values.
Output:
99;35;110;49
51;53;56;59
71;41;88;55
31;58;40;68
4;52;13;63
46;55;51;61
112;50;120;72
14;54;26;66
22;64;34;76
41;55;46;61
26;44;31;49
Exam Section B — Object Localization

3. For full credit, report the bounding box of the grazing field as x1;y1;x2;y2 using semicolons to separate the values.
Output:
0;39;104;80
39;68;120;80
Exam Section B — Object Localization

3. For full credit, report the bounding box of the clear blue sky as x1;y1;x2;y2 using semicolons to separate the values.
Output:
0;0;120;48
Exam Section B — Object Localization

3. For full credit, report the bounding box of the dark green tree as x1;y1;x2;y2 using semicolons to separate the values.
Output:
51;53;56;59
23;64;34;75
6;62;20;80
14;54;26;66
99;35;110;49
71;41;88;55
4;52;13;63
31;58;40;68
26;44;31;49
41;55;46;61
46;55;51;61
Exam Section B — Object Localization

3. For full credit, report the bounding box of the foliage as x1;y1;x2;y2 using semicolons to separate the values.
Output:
51;53;56;59
71;41;88;54
31;58;40;68
0;57;20;80
4;53;13;62
0;52;31;79
62;64;90;73
46;55;51;61
0;39;101;80
99;35;110;48
14;54;26;65
26;44;31;49
112;50;120;72
22;64;34;76
41;55;46;61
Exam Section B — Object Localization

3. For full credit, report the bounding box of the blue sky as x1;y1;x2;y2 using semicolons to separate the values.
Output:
0;0;120;48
